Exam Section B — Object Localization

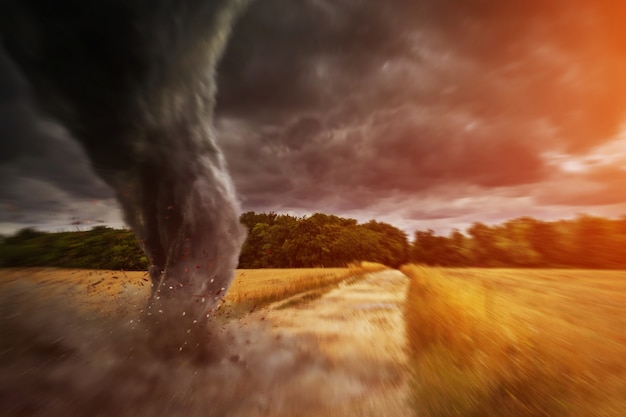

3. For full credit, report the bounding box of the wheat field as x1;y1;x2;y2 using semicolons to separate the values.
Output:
0;262;386;316
402;266;626;417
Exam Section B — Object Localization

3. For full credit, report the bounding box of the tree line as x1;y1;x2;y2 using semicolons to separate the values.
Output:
0;226;148;270
1;212;626;270
238;212;409;268
0;212;410;270
413;215;626;269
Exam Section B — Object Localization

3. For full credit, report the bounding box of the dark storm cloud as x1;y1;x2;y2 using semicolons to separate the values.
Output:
217;107;548;212
217;0;409;117
0;51;115;229
3;0;626;234
0;52;42;162
218;0;626;138
1;129;114;199
213;0;626;218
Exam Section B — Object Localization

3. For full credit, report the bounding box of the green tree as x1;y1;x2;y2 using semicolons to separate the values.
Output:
467;222;508;266
362;220;409;267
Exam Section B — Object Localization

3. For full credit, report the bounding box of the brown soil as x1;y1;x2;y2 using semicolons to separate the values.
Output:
255;269;412;416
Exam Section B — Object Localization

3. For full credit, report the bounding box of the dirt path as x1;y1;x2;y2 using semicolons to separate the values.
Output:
250;269;412;416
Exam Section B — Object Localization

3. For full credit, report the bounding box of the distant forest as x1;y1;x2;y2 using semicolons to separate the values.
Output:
1;212;626;270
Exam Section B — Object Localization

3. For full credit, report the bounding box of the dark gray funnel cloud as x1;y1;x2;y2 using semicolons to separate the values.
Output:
0;0;248;320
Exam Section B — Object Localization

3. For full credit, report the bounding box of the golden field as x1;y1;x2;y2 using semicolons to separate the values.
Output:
3;263;624;416
0;261;387;316
402;266;626;417
224;261;387;313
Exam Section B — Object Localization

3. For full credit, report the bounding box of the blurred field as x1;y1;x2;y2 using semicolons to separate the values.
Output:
0;262;401;417
0;262;387;316
12;263;625;416
402;266;626;417
0;268;152;316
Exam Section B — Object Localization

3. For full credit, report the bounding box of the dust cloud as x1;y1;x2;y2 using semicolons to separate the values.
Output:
0;280;375;417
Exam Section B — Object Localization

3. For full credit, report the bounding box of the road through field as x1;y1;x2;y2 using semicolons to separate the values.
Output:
246;269;412;417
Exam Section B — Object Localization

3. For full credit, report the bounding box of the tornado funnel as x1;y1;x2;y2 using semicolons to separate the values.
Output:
0;0;248;321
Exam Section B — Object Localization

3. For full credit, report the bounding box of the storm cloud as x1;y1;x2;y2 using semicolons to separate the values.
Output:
0;53;117;230
3;0;626;235
214;0;626;229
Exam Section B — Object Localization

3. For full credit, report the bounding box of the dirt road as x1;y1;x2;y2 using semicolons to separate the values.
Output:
250;269;412;416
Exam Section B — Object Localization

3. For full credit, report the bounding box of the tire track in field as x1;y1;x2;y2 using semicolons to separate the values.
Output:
251;269;412;417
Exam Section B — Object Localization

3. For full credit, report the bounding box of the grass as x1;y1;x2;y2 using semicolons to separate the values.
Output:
402;265;626;417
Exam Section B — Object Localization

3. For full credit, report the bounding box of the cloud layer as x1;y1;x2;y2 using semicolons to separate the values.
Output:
3;1;626;235
213;1;626;231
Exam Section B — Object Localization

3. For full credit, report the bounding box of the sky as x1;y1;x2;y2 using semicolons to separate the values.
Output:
2;0;626;237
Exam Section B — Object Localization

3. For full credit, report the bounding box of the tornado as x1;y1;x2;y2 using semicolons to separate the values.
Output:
0;1;248;323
